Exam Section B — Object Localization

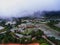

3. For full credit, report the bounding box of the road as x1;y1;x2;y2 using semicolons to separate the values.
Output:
42;35;55;45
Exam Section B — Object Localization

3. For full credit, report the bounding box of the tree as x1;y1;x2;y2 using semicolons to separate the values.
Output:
0;20;6;26
43;11;60;21
35;29;44;37
41;43;49;45
48;37;55;42
0;34;4;43
16;18;21;26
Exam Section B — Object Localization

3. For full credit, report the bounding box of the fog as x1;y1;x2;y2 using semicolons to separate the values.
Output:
0;0;60;17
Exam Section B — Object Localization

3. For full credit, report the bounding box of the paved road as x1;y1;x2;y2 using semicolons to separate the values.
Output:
42;35;56;45
36;23;60;40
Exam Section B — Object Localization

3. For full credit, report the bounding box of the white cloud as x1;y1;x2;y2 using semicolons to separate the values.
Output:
0;0;59;17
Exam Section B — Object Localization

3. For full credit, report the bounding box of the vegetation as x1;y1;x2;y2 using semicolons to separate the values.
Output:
0;27;47;44
36;37;50;45
43;11;60;20
48;37;60;45
0;17;60;45
41;43;49;45
46;20;60;32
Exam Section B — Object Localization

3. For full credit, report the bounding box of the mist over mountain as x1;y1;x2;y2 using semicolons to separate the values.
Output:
0;10;60;20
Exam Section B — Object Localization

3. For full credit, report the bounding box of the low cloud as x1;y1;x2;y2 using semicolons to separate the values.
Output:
0;0;59;17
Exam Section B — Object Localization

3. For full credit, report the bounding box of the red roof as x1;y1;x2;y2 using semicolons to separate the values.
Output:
0;43;39;45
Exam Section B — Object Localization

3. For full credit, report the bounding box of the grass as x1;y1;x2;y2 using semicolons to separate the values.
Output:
46;23;60;32
23;28;33;34
34;38;51;45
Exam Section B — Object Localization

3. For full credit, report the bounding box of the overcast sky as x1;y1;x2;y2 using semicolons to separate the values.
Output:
0;0;60;17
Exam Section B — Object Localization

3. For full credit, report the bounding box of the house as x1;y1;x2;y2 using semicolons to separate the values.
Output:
0;26;4;30
18;24;27;29
15;33;24;38
5;21;16;25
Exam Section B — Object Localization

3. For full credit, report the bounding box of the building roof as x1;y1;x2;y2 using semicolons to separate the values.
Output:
0;26;4;30
0;43;39;45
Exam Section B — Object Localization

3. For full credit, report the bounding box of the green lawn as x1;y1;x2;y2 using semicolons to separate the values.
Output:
23;28;34;35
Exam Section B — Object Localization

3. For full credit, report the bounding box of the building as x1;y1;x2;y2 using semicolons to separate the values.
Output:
5;21;16;25
0;26;4;30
